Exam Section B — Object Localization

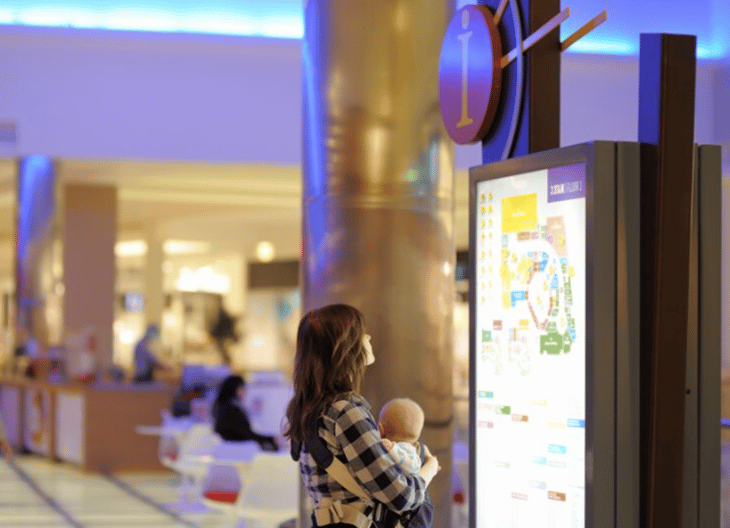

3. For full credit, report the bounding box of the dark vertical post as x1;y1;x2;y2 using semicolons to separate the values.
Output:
527;0;560;155
697;145;721;528
478;0;560;162
638;33;697;528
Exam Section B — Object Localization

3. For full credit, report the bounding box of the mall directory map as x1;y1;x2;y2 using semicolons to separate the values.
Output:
474;163;587;528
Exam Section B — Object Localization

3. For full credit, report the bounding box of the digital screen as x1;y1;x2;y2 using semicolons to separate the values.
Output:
474;163;587;528
124;292;144;312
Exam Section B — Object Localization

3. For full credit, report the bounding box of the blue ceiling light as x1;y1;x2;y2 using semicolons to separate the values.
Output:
563;36;636;56
0;2;304;39
560;0;727;59
0;1;725;58
696;43;727;59
563;36;725;59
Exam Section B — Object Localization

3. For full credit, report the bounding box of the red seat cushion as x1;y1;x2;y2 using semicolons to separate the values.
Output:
204;491;238;503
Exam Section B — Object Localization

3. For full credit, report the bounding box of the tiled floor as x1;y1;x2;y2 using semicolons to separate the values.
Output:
3;450;729;528
0;457;246;528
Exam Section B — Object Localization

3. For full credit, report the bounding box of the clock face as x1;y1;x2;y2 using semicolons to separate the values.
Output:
439;1;526;159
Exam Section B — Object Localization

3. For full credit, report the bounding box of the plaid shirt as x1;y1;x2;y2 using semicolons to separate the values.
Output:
299;393;427;514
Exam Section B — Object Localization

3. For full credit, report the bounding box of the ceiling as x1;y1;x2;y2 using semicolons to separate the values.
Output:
0;0;726;58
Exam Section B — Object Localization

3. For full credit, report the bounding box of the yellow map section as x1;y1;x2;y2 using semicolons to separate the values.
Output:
501;193;538;233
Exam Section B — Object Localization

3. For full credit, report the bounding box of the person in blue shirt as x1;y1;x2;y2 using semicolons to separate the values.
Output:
133;325;170;383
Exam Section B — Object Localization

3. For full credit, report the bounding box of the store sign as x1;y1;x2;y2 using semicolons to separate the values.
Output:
175;266;231;294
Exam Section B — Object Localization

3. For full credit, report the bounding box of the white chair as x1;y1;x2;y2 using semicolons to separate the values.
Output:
158;411;193;470
202;450;298;528
167;424;221;510
201;441;262;513
135;410;194;471
234;453;299;528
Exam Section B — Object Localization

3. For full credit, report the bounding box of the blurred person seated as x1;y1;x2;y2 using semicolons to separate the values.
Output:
212;375;278;451
47;360;66;383
171;383;207;418
106;364;126;383
133;325;171;383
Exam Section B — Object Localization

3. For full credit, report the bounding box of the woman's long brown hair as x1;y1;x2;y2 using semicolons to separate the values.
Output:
284;304;367;442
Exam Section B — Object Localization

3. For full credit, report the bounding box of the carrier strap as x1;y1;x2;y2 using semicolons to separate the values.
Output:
313;498;375;528
305;417;371;502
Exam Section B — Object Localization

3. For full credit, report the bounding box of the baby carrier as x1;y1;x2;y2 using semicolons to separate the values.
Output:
291;418;433;528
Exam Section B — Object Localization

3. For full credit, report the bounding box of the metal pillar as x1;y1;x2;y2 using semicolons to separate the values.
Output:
637;33;697;528
302;1;456;527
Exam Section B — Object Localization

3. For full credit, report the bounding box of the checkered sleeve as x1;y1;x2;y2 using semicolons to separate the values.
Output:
326;398;427;514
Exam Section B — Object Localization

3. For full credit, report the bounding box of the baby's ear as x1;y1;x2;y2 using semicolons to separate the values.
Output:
379;422;386;437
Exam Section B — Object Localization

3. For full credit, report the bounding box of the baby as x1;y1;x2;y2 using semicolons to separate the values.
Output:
378;398;425;474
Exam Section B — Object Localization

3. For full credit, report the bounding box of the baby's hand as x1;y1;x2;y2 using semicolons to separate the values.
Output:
381;438;393;451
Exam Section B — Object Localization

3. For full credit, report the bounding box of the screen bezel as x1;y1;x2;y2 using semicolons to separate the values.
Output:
468;142;617;528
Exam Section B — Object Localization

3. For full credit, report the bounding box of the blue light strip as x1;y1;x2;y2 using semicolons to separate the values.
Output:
564;37;636;56
0;4;304;39
564;35;726;59
0;3;725;58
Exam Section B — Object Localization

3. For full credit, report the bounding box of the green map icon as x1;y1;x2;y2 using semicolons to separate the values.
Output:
540;333;563;355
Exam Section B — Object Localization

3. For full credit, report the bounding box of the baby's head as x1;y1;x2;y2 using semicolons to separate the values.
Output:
378;398;425;444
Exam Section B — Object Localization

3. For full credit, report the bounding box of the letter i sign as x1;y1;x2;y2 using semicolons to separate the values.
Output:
439;6;502;145
439;3;607;147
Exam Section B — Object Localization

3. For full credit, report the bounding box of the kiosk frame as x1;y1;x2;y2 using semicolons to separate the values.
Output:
468;141;642;528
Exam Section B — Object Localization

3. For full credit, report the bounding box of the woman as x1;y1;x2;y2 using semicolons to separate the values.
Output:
212;375;277;450
285;304;439;528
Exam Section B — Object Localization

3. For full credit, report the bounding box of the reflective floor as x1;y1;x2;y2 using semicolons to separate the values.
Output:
0;457;243;528
3;450;729;528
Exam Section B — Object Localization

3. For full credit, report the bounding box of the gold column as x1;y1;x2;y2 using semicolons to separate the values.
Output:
302;1;455;526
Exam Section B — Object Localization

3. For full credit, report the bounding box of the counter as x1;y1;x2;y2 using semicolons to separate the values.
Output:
0;377;174;472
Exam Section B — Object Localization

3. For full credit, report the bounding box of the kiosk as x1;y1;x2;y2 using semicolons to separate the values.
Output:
469;142;642;528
